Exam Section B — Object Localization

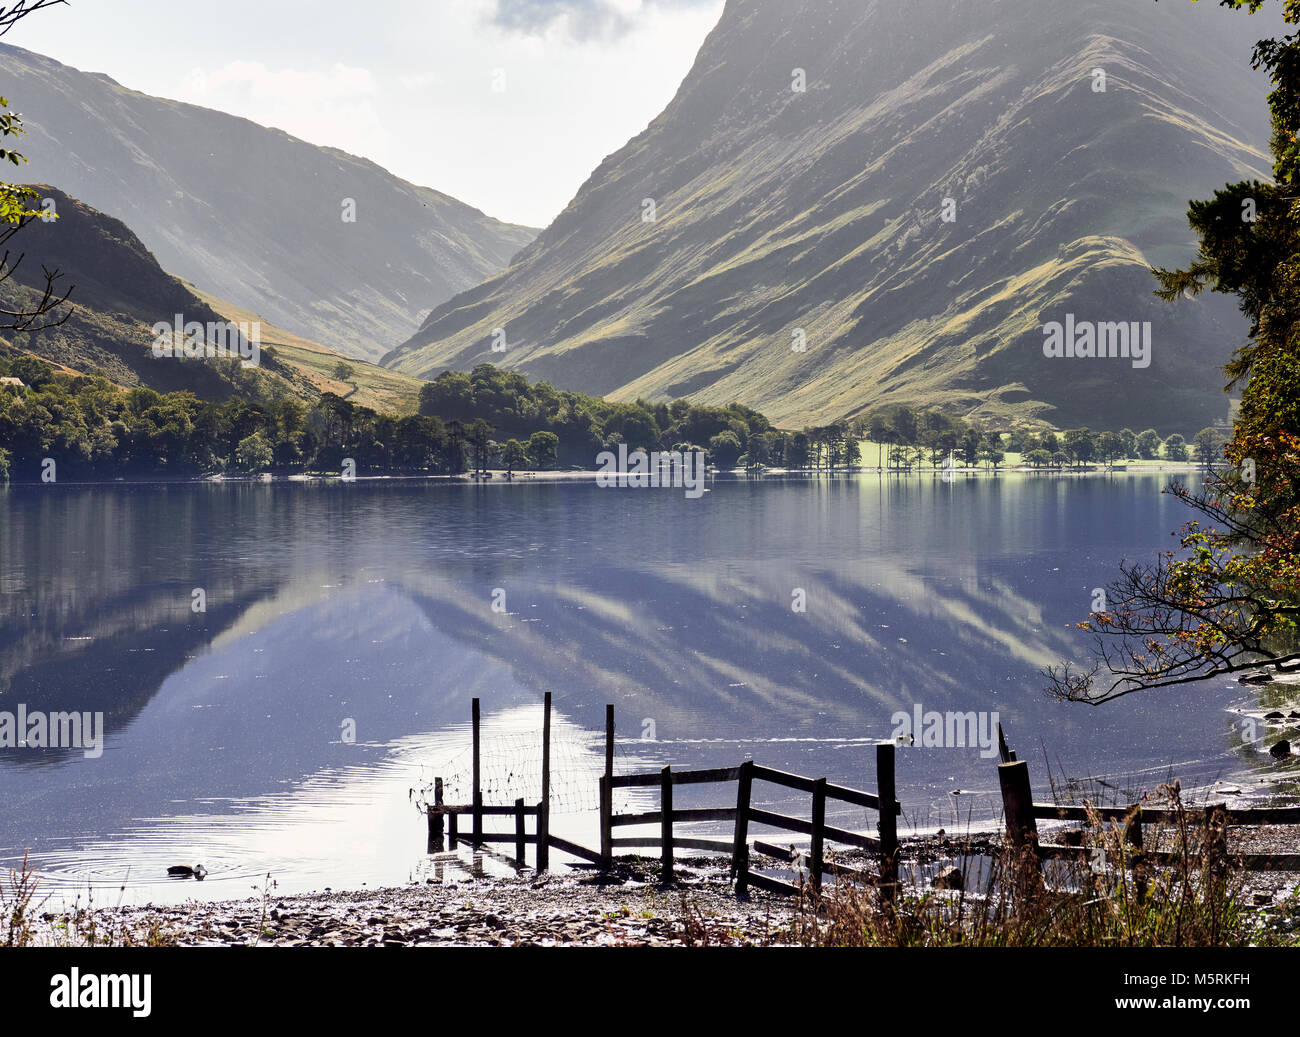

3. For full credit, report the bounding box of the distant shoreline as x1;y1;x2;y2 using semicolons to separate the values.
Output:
0;464;1214;489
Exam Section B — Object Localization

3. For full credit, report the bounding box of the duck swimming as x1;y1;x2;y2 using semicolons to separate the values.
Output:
166;864;207;880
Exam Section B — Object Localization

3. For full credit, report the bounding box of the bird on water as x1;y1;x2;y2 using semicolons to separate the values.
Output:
167;864;207;880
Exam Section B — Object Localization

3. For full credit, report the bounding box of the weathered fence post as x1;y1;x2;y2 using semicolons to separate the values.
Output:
537;691;551;872
997;760;1038;851
998;759;1044;894
604;704;615;781
448;812;458;849
599;776;613;870
877;742;898;902
600;704;614;870
472;697;483;848
1124;806;1144;849
428;777;445;852
731;760;754;895
515;798;526;869
810;778;827;896
660;766;674;883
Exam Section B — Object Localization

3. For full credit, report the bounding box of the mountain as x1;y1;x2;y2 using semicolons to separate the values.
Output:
0;185;305;400
0;43;537;363
0;186;424;409
384;0;1280;431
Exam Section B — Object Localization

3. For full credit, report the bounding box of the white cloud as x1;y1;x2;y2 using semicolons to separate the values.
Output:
490;0;717;41
203;61;379;103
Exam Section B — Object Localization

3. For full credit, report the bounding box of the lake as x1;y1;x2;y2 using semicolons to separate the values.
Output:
0;473;1271;904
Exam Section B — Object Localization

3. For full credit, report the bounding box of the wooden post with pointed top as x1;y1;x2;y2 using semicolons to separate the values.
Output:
537;692;552;872
998;760;1038;851
998;758;1044;893
472;698;482;848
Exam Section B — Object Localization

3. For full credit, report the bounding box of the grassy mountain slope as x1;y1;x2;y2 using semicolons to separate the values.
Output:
189;287;422;415
384;0;1279;430
0;186;425;415
0;42;537;363
0;186;311;401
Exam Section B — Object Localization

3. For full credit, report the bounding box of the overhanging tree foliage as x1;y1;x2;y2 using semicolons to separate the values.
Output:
1048;0;1300;703
0;0;72;330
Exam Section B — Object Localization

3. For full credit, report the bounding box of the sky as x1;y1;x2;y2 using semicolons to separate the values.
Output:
4;0;725;228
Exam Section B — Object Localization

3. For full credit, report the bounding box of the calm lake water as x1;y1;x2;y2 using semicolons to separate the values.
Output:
0;474;1274;904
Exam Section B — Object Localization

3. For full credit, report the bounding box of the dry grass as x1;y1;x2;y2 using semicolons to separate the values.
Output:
0;853;177;948
778;783;1262;947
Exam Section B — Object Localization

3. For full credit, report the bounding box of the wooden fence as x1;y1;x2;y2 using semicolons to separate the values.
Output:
599;747;900;897
997;728;1300;871
424;694;556;868
425;696;902;897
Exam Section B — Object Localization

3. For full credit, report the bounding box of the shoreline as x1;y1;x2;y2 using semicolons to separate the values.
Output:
0;464;1213;489
29;825;1300;948
34;858;796;948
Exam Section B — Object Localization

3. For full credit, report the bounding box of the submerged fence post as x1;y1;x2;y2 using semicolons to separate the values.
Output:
428;777;445;852
472;698;483;848
661;766;674;884
810;778;827;896
600;705;615;869
731;760;754;895
537;692;552;872
877;742;898;903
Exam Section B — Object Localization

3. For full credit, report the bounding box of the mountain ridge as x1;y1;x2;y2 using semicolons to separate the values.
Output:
384;0;1280;430
0;185;421;409
0;184;304;400
0;42;538;363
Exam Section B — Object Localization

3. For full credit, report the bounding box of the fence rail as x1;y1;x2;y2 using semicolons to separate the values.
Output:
427;710;1300;897
610;766;743;789
997;726;1300;872
731;749;899;898
423;696;901;899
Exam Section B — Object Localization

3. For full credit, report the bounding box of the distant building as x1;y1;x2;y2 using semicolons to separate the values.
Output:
0;377;24;388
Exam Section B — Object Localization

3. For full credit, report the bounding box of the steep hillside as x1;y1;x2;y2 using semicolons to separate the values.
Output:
0;43;537;362
0;186;311;401
385;0;1279;430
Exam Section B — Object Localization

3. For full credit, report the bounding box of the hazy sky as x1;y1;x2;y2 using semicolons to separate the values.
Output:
5;0;724;227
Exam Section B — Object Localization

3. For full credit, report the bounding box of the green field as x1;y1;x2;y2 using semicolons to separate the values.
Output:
193;287;424;415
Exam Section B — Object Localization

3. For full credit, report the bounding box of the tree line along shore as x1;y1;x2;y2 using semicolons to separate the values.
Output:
0;356;1228;482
